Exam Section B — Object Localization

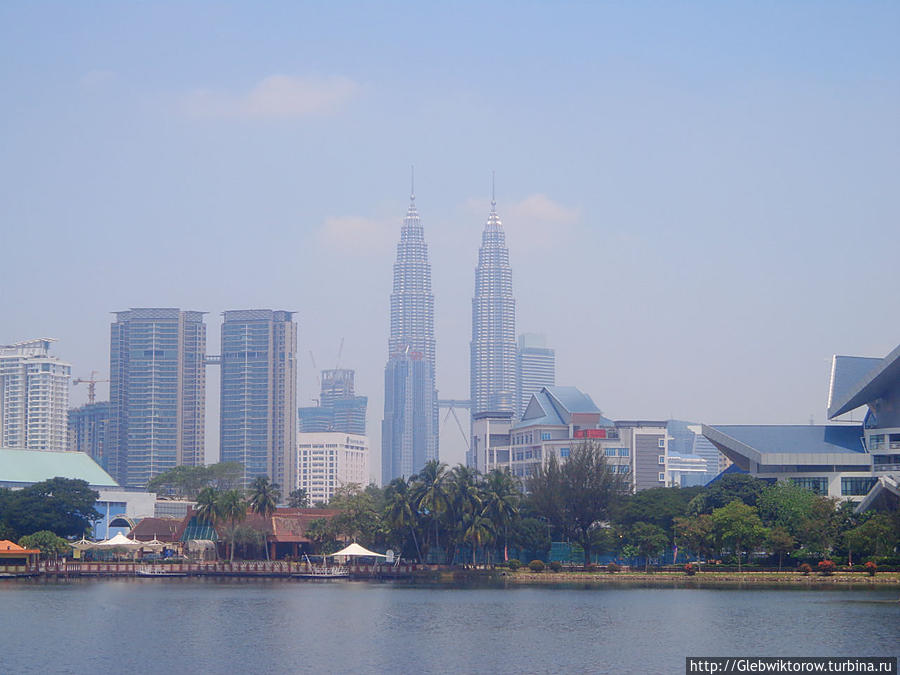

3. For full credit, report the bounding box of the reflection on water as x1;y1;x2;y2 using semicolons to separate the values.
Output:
2;579;897;674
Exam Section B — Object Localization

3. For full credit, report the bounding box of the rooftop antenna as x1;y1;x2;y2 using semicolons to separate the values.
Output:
410;164;415;202
491;170;496;211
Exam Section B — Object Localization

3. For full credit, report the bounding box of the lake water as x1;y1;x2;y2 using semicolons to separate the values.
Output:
1;579;897;673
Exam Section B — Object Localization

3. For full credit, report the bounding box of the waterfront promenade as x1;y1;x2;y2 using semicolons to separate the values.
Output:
6;560;421;579
6;561;898;588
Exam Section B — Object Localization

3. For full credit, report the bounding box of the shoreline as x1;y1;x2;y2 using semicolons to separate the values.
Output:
501;570;900;588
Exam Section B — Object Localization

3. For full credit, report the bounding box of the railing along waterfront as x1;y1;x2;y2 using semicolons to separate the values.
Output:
32;560;422;578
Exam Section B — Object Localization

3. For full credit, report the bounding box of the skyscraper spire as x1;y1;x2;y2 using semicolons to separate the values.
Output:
410;164;415;202
491;170;496;212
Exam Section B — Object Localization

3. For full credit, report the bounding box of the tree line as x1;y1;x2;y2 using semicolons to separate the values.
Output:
300;443;900;569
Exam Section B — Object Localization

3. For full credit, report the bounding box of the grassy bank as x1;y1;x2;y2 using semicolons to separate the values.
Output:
502;570;900;588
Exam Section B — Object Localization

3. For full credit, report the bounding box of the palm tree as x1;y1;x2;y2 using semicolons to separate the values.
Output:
384;477;422;561
481;469;521;563
464;514;496;566
218;489;247;562
195;487;221;525
411;460;449;556
248;476;280;561
288;488;310;508
446;465;484;563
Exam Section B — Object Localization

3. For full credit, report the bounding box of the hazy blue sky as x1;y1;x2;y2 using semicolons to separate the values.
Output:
2;2;898;476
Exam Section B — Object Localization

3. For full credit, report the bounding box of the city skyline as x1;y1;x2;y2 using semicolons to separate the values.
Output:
2;3;898;478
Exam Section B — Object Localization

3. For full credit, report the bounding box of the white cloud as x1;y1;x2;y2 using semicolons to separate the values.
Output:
506;193;580;226
464;193;581;253
183;74;360;119
317;215;394;255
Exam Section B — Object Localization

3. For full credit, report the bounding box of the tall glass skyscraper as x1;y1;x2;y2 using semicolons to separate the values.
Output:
109;309;206;487
220;310;298;491
470;193;517;416
382;185;438;485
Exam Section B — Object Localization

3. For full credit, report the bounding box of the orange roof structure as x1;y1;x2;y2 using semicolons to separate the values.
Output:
0;540;41;556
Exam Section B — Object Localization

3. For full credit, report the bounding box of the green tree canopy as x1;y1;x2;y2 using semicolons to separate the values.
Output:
147;462;245;498
527;441;628;567
673;514;716;561
711;500;767;571
757;481;821;534
627;522;669;572
0;478;100;539
688;474;768;515
328;484;385;547
288;488;310;509
618;486;702;538
19;530;71;559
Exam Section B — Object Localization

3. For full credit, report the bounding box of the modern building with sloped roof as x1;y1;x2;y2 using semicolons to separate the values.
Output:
702;341;900;501
0;447;156;538
0;447;118;488
480;386;675;491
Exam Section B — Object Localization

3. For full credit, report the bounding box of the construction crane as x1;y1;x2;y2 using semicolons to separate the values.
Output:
73;371;109;405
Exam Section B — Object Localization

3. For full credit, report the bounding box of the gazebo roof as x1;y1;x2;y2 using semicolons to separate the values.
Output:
331;542;386;558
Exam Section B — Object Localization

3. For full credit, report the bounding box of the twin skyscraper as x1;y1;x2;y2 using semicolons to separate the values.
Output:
382;176;539;484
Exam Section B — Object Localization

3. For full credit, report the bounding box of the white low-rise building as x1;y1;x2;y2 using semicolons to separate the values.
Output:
297;432;369;504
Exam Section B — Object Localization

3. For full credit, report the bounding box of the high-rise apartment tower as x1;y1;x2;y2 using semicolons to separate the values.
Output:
220;309;298;490
0;339;71;451
68;401;110;468
109;309;206;487
382;180;438;485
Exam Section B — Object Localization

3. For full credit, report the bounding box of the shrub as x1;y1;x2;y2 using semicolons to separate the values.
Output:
507;559;521;571
683;563;697;576
549;561;563;573
799;563;812;576
606;562;620;574
528;559;545;572
817;560;835;577
864;561;877;577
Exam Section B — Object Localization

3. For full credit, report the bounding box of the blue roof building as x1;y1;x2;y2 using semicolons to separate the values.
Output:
703;341;900;501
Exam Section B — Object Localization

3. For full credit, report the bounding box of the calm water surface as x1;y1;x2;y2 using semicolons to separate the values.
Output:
1;579;897;674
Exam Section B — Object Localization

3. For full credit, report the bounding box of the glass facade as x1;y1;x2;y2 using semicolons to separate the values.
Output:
841;476;878;496
219;310;297;490
790;477;829;495
109;309;206;488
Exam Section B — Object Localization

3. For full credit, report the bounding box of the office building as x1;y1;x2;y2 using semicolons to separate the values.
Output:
68;401;110;469
516;333;555;417
382;183;438;484
0;339;71;451
297;432;369;504
220;309;298;491
470;193;517;416
299;368;367;435
109;309;206;487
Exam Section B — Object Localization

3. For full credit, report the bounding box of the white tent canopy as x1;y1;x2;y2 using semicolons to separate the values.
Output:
330;543;386;558
95;532;142;548
69;536;96;551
